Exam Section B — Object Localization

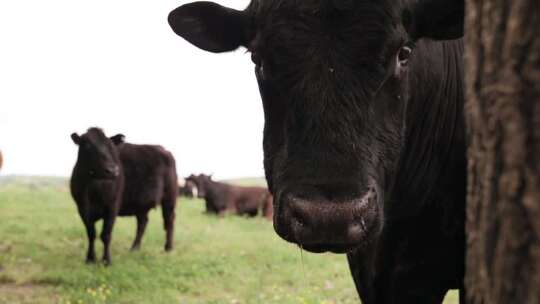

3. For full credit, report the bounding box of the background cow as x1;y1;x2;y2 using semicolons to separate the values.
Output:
70;128;178;265
0;150;3;172
187;174;273;220
178;178;197;198
169;0;466;303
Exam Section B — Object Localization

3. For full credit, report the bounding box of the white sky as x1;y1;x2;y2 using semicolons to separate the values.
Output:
0;0;264;180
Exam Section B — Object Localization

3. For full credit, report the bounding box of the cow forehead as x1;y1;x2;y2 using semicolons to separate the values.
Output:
82;129;115;155
249;0;397;21
84;129;107;144
250;0;402;61
251;14;403;103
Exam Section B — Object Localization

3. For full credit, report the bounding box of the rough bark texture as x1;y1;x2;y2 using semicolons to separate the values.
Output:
464;0;540;303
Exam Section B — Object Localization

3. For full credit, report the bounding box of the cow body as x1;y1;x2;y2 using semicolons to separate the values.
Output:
70;128;178;265
188;174;273;220
169;1;465;302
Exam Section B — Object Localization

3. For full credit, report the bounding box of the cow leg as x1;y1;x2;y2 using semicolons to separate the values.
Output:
130;212;149;251
83;219;97;264
161;200;176;251
100;212;116;266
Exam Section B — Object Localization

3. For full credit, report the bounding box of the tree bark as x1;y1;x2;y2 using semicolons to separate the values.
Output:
464;0;540;303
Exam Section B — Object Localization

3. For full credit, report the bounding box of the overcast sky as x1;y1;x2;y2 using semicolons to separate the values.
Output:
0;0;265;180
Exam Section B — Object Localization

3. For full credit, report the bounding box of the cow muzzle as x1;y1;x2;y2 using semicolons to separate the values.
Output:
274;183;380;254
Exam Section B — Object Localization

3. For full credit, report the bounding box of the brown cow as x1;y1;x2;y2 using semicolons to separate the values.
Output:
187;174;272;220
70;128;178;265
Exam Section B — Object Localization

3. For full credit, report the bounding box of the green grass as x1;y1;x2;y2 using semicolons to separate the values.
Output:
0;176;459;304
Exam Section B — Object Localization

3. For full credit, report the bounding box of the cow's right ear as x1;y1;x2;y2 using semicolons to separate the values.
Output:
110;134;125;146
71;133;81;145
168;1;250;53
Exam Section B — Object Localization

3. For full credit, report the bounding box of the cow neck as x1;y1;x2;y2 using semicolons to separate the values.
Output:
389;38;466;219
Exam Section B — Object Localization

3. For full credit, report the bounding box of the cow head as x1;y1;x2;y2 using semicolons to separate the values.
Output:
185;179;199;197
71;128;124;180
169;0;464;253
180;176;199;198
186;173;212;198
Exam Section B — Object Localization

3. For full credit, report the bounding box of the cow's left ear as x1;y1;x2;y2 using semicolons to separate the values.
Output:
406;0;464;41
71;133;81;145
110;134;125;146
168;1;250;53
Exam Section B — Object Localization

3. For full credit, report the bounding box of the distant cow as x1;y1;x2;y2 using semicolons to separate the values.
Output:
187;174;272;220
170;0;466;302
0;150;3;172
178;178;197;198
70;128;178;265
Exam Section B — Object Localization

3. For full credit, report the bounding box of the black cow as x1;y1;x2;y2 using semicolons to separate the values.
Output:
70;128;178;265
169;0;465;303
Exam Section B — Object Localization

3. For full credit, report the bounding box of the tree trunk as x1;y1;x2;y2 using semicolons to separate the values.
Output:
464;0;540;303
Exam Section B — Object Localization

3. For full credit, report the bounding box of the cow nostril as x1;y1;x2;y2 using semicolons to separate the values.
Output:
291;208;307;227
295;216;306;228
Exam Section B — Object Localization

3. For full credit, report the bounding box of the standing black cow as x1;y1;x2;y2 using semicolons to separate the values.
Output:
70;128;178;265
169;0;466;303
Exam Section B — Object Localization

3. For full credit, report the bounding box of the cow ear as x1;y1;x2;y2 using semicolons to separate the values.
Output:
407;0;464;41
168;1;250;53
110;134;125;146
71;133;81;145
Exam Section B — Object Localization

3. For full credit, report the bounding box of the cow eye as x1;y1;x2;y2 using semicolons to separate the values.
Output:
397;46;412;65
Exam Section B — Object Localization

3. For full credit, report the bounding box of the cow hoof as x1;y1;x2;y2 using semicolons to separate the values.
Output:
102;259;112;267
85;258;97;264
130;245;141;251
164;245;173;252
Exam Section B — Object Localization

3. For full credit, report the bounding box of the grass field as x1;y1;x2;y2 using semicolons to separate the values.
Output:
0;176;459;303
